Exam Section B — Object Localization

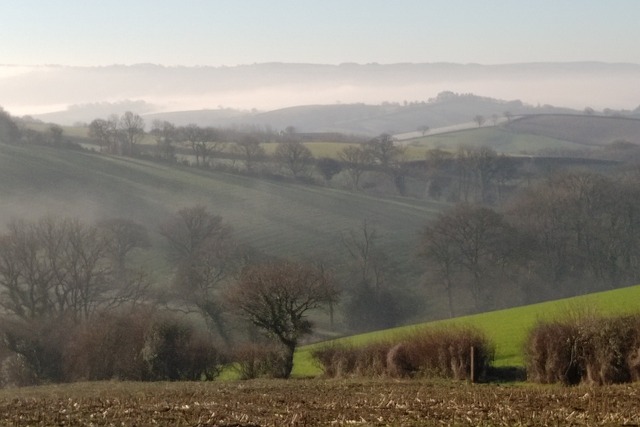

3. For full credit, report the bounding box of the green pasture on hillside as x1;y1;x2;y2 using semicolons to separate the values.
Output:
406;127;586;155
293;284;640;377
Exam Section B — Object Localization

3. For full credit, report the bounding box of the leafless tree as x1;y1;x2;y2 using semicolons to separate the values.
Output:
233;133;265;172
274;140;313;178
0;216;150;323
473;114;486;127
179;124;221;167
150;120;177;162
339;145;371;189
227;260;338;378
88;117;117;153
159;206;238;342
118;111;145;156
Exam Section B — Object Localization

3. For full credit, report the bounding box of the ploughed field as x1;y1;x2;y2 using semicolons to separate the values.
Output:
2;379;639;426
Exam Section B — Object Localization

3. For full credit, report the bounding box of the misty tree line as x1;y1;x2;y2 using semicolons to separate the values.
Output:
0;206;341;385
420;169;640;317
4;106;618;206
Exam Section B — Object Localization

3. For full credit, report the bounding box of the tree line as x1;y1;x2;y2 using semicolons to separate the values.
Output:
420;169;640;316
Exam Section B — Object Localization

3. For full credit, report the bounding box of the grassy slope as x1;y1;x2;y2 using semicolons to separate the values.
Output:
404;114;640;155
407;126;586;155
294;284;640;376
0;141;445;277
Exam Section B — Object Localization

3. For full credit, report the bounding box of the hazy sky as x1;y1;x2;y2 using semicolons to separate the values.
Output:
2;0;640;66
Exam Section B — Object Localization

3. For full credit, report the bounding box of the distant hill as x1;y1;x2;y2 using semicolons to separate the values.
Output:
402;113;640;156
506;114;640;146
142;93;580;137
3;61;637;125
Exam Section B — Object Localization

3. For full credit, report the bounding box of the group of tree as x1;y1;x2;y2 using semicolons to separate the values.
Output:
0;207;339;385
419;169;640;316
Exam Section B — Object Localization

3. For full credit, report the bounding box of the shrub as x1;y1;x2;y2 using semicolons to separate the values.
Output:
401;327;494;381
142;316;225;381
525;314;640;385
524;321;581;385
313;326;494;381
64;310;153;381
0;318;71;385
231;343;289;379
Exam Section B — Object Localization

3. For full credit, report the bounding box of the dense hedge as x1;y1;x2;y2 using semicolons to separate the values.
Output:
313;326;494;381
525;314;640;385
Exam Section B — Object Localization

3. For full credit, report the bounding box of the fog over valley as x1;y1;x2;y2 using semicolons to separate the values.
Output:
2;62;639;122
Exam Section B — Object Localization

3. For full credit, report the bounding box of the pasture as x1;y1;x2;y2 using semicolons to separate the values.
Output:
293;284;640;377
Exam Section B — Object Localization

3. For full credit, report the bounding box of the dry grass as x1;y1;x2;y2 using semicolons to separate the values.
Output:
1;379;640;426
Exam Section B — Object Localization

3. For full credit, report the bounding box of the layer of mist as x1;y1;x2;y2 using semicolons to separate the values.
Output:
2;62;639;122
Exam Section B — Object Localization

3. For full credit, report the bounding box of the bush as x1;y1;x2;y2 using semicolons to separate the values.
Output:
525;314;640;385
524;321;581;385
1;310;226;386
64;310;153;381
231;343;289;379
312;326;494;381
142;316;224;381
0;318;71;385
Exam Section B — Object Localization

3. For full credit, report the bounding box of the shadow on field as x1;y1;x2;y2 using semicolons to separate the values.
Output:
484;366;527;383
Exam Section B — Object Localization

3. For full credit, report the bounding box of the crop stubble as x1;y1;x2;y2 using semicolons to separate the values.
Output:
1;379;639;426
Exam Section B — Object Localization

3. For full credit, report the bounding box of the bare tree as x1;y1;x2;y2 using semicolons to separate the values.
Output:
150;120;177;162
233;133;265;172
227;260;338;378
420;205;512;311
339;145;371;189
159;205;229;263
0;216;149;323
88;118;117;153
98;219;150;278
473;115;486;127
274;141;313;178
159;206;238;342
365;133;403;169
179;124;221;167
118;111;145;156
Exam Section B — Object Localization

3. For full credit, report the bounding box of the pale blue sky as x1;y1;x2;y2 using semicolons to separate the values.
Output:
1;0;639;66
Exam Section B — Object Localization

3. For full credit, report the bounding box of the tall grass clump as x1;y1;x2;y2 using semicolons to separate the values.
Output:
312;326;494;381
525;313;640;385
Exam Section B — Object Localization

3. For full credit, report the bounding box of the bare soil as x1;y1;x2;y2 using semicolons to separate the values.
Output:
1;379;639;426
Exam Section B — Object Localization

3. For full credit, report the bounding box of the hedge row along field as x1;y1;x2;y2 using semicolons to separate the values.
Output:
526;313;640;385
312;326;494;381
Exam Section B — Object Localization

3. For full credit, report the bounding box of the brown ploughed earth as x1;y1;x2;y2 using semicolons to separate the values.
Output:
1;379;639;426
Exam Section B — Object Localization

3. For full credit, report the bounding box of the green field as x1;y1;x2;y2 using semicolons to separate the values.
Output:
406;126;587;155
293;284;640;377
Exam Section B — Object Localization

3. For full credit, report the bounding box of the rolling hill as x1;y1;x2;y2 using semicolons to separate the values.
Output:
294;283;640;377
404;113;640;155
0;141;445;281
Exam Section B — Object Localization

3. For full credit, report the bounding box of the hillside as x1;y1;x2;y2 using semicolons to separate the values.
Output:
295;283;640;376
140;94;579;137
0;141;444;277
403;113;640;156
506;114;640;146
